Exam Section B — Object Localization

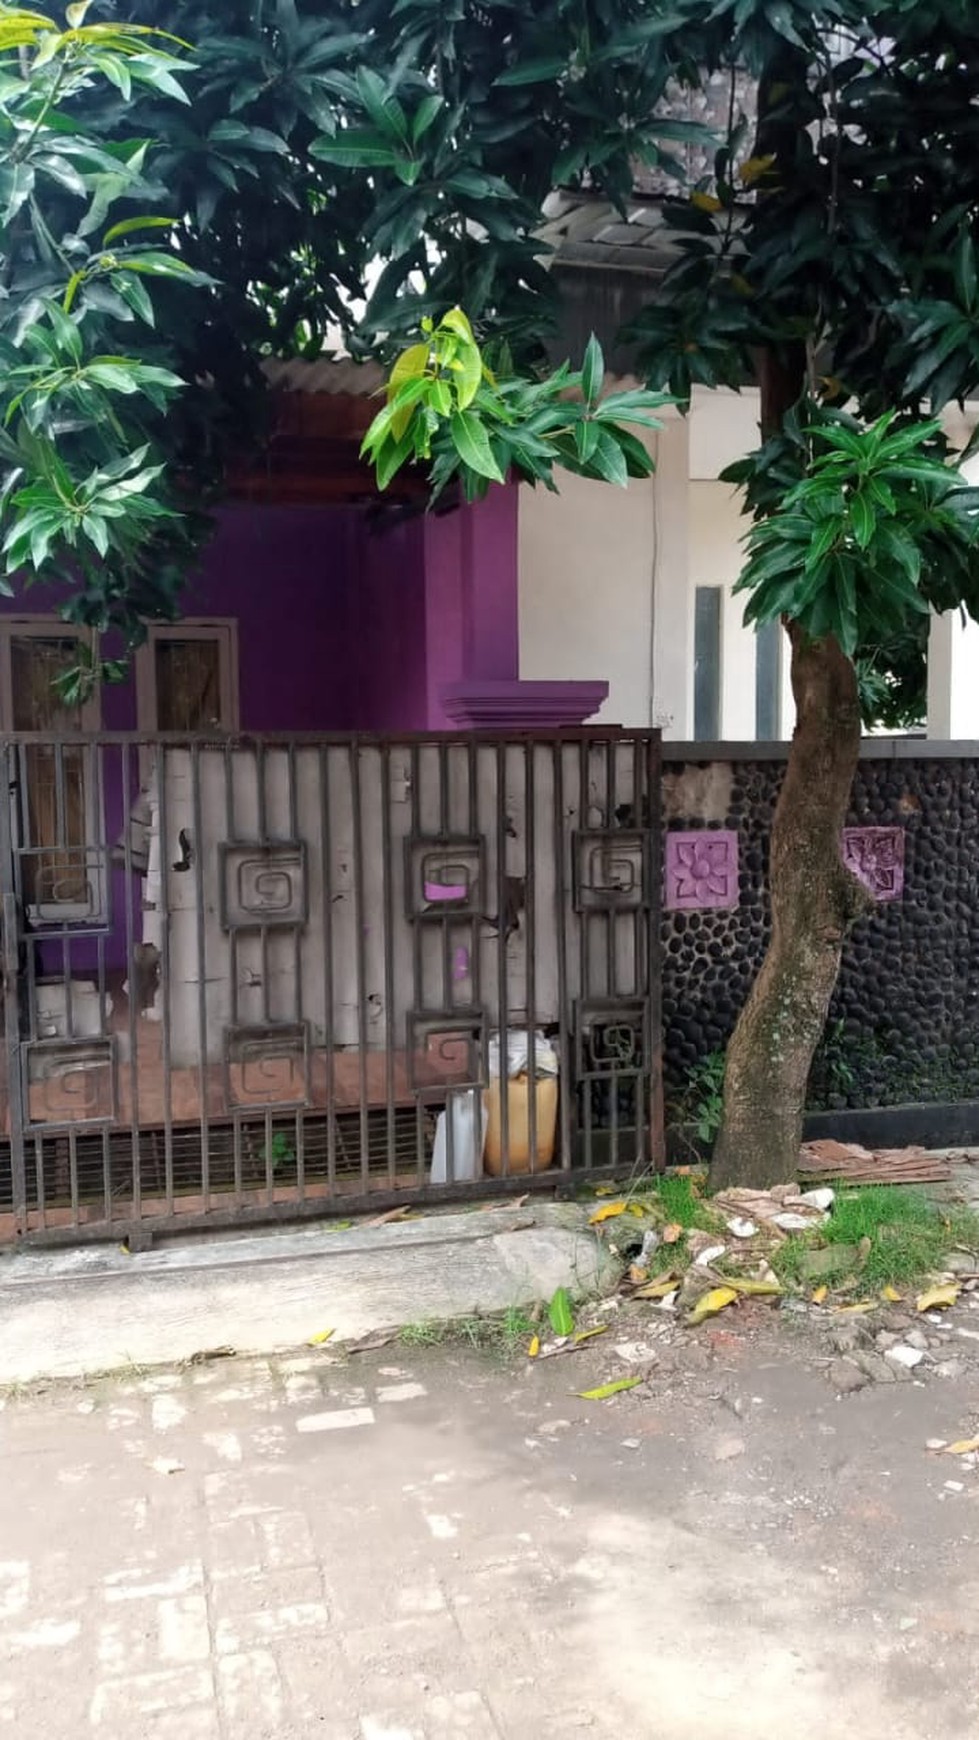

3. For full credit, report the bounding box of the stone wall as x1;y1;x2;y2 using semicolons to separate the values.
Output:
661;744;979;1114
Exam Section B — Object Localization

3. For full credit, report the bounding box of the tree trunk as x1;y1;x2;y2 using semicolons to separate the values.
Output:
710;625;872;1189
706;47;873;1191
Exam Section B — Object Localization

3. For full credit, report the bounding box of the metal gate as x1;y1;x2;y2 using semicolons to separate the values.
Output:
0;730;662;1246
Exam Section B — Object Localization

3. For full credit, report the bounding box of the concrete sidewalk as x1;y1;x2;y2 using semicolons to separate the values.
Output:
0;1203;612;1384
2;1323;978;1738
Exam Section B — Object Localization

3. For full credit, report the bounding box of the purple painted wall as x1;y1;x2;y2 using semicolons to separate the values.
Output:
348;514;429;731
0;486;522;735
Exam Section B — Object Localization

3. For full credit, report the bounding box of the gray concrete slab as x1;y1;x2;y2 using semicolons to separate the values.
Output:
0;1205;615;1385
2;1316;978;1739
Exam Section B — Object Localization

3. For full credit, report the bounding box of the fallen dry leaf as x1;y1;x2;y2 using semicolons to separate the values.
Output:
917;1283;960;1313
527;1335;540;1359
835;1301;878;1315
945;1436;979;1455
573;1326;608;1345
880;1285;904;1303
345;1330;398;1354
811;1285;829;1305
634;1273;679;1300
589;1201;628;1225
661;1223;684;1245
687;1286;739;1325
628;1263;649;1286
576;1378;643;1401
725;1278;781;1298
365;1206;416;1227
308;1328;335;1346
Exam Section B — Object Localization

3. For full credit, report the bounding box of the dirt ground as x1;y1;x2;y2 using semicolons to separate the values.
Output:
2;1295;979;1740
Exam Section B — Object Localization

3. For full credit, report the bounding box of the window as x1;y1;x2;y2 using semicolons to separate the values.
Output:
755;618;782;740
0;620;101;918
693;586;721;741
136;621;239;734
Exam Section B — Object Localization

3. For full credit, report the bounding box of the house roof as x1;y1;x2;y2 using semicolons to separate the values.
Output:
260;356;385;398
538;190;676;277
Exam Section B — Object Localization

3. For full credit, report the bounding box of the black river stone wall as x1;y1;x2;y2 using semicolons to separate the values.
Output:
661;751;979;1114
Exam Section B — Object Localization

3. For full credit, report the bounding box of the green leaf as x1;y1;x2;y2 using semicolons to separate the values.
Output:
412;93;443;145
589;429;629;488
388;341;431;392
448;409;506;483
548;1286;575;1338
576;1378;642;1400
450;343;482;411
102;214;174;245
309;130;401;169
440;307;475;344
111;273;154;325
848;491;875;549
581;334;604;408
375;429;416;490
495;56;566;87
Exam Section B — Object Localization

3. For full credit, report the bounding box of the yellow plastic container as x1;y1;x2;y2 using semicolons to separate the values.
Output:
483;1074;558;1176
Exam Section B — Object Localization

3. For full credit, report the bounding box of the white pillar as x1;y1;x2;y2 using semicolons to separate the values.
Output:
928;450;979;739
651;415;694;739
778;625;796;739
927;610;979;738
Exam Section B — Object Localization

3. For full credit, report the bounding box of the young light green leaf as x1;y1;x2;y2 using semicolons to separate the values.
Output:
576;1378;643;1401
548;1286;575;1338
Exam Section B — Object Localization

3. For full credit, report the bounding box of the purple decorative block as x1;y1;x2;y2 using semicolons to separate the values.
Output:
842;827;905;901
665;830;740;912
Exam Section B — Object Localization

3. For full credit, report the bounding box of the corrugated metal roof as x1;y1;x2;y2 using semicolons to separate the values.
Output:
261;356;385;397
256;195;679;397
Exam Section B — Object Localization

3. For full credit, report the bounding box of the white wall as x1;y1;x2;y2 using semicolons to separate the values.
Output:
517;386;798;740
517;441;658;728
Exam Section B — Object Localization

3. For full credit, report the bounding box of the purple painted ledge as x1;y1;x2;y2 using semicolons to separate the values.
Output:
439;679;609;730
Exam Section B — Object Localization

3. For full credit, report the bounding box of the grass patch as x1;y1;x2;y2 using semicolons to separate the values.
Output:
767;1186;979;1294
400;1305;536;1354
769;1235;814;1288
824;1186;979;1289
399;1319;450;1347
646;1172;724;1234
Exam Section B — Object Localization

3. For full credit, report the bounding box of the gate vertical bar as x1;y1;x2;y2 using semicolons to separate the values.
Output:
494;741;510;1177
605;740;620;1171
578;739;593;1170
349;741;370;1192
156;741;175;1215
317;745;338;1196
380;745;397;1187
552;741;572;1174
190;742;210;1210
646;732;665;1170
121;740;142;1226
523;741;538;1173
0;742;27;1234
287;741;305;1205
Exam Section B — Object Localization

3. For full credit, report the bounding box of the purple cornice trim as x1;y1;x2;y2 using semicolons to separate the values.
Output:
439;679;609;729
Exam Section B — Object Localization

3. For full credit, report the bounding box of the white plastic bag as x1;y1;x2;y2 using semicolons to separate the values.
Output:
430;1087;486;1184
487;1029;559;1082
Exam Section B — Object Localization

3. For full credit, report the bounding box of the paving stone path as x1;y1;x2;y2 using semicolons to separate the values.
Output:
2;1328;979;1739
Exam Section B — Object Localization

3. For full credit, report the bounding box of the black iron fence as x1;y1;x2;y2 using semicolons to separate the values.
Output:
0;730;662;1246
